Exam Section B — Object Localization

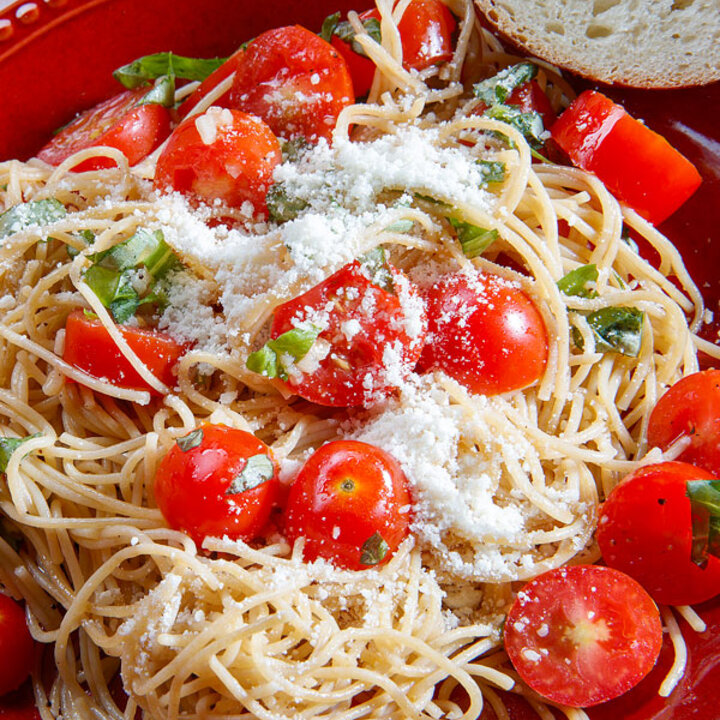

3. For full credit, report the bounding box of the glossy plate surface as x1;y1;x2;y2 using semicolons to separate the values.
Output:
0;1;718;718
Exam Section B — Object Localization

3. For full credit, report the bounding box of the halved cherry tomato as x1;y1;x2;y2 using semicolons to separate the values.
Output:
418;271;548;395
228;25;354;142
63;310;184;394
551;90;702;225
284;440;412;570
331;0;457;97
504;565;662;708
507;79;556;128
153;424;279;546
647;370;720;477
154;107;281;216
269;259;426;407
597;461;720;606
0;682;40;720
0;594;35;696
37;89;171;172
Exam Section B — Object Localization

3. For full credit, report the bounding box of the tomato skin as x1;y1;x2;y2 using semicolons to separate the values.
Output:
154;108;281;215
37;89;171;172
418;271;548;396
647;370;720;477
228;25;354;142
284;440;412;570
63;310;184;394
507;79;556;128
0;595;35;697
551;90;702;225
270;260;426;407
178;48;246;118
504;565;663;708
154;425;279;546
597;461;720;606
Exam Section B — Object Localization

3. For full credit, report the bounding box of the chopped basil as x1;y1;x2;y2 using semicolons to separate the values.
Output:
557;264;598;299
687;480;720;566
0;435;38;473
360;531;389;566
621;226;640;254
280;137;310;162
113;52;227;89
383;219;414;233
413;192;450;208
477;160;506;184
359;247;396;294
573;306;644;357
266;184;309;224
448;217;498;259
321;12;382;57
485;104;546;150
473;62;538;106
97;228;179;277
246;326;322;380
0;198;66;240
319;11;341;42
176;428;204;452
137;75;176;108
66;229;95;258
225;454;275;495
83;265;139;324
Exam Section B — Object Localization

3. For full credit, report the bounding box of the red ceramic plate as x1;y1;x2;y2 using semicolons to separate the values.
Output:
0;1;718;719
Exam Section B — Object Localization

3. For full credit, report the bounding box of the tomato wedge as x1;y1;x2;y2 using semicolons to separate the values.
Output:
551;90;702;225
228;25;354;142
504;565;662;708
63;310;184;394
37;89;171;172
284;440;412;570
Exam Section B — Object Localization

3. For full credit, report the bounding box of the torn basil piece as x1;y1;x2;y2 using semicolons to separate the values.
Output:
319;11;341;42
66;229;95;258
280;137;310;162
246;326;322;380
225;454;275;495
686;480;720;567
360;531;389;566
558;264;598;298
83;265;140;324
359;247;396;294
0;435;39;473
573;306;644;357
485;104;545;150
176;428;204;453
383;219;414;233
0;198;66;240
473;62;538;106
448;217;498;259
266;184;309;224
137;75;176;108
100;228;179;278
113;52;227;89
326;15;382;57
477;160;506;184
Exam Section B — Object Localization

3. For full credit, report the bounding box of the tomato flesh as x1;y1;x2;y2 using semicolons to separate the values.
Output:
504;565;662;708
283;440;412;570
270;260;426;407
153;424;279;546
647;370;720;477
551;90;702;225
597;461;720;606
418;271;548;395
62;310;184;394
0;594;35;697
37;89;171;172
229;25;354;142
154;108;281;216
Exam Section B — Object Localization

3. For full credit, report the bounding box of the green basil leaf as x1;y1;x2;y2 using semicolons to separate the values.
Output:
246;326;322;380
558;264;598;298
413;192;450;208
360;531;389;566
83;265;139;324
113;52;227;89
137;75;176;108
448;217;498;259
573;306;644;357
473;62;538;106
687;480;720;566
66;229;95;258
359;247;396;294
267;184;309;224
280;137;310;163
319;11;341;42
383;219;414;233
332;17;382;57
101;229;179;277
485;104;546;150
225;454;275;495
0;199;66;240
621;226;640;254
477;160;506;184
108;276;140;324
176;428;204;453
0;434;39;473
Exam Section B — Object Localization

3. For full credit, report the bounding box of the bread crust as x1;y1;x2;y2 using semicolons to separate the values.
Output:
474;0;720;88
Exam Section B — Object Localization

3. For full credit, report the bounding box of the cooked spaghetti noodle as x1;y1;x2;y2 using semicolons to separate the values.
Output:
0;1;716;719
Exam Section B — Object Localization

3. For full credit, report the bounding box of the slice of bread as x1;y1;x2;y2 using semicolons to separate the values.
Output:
474;0;720;88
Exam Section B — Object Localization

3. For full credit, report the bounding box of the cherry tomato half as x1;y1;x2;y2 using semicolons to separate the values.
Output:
154;424;279;547
597;461;720;606
0;594;35;696
551;90;702;225
63;310;184;395
504;565;663;708
37;89;171;172
284;440;412;570
647;370;720;477
418;271;548;396
229;25;354;142
270;259;426;407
